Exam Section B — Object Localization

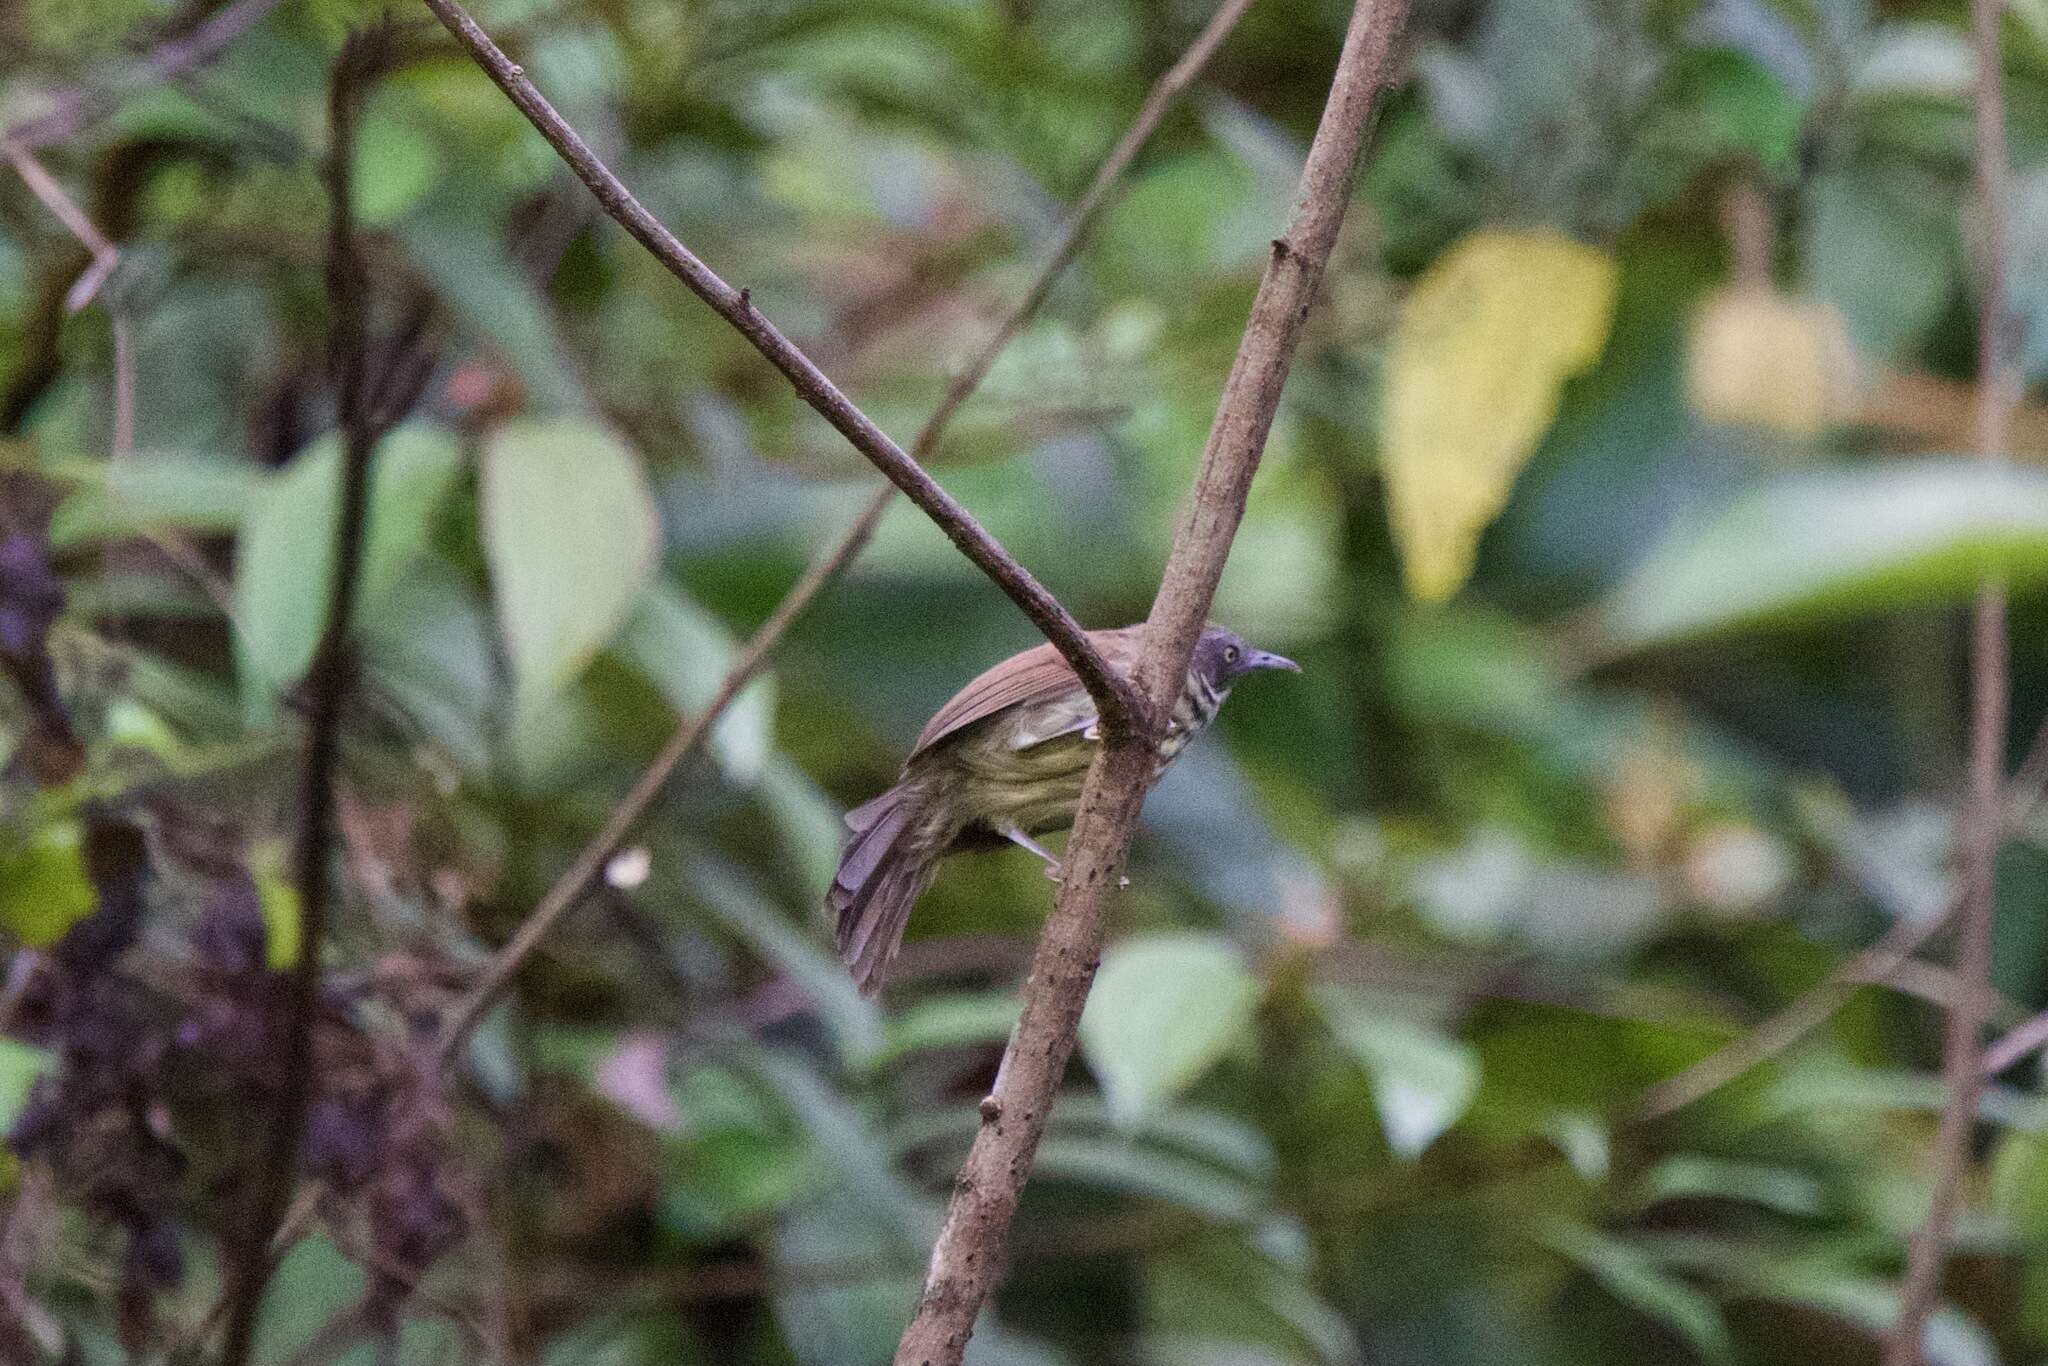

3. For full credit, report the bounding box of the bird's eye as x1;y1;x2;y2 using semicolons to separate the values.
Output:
1224;646;1239;663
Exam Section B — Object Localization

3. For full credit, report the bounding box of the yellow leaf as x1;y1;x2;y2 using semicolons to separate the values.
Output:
0;821;94;948
1685;286;1863;437
251;838;302;970
1381;229;1618;602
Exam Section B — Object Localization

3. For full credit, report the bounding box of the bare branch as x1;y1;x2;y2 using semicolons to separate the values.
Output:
426;0;1258;1070
4;0;285;149
418;0;1148;741
1637;907;1952;1121
0;141;120;314
895;4;1408;1361
1886;0;2015;1356
217;27;399;1365
919;0;1261;446
430;498;879;1067
1640;713;2048;1120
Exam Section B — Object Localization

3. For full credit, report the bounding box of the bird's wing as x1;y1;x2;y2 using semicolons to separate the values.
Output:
909;626;1141;760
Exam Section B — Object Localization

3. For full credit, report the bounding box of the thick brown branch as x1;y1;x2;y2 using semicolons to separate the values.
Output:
1886;0;2015;1358
894;4;1407;1362
426;0;1255;1070
418;0;1146;739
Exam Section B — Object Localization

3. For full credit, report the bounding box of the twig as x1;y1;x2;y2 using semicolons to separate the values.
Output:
1886;0;2014;1357
1983;1007;2048;1076
918;0;1261;446
425;0;1257;1071
1636;909;1952;1122
1638;712;2048;1122
418;0;1147;742
430;506;876;1067
3;130;237;611
3;0;285;149
218;28;398;1366
0;141;120;314
894;4;1407;1361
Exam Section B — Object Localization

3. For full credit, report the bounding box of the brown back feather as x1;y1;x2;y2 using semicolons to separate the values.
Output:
909;625;1144;760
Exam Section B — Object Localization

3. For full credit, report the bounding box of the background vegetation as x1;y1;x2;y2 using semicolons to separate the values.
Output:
1;0;2045;1361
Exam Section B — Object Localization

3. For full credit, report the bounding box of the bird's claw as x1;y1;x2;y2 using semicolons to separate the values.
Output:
1042;863;1130;889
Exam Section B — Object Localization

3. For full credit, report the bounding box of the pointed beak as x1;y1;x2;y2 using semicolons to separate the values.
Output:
1246;649;1300;674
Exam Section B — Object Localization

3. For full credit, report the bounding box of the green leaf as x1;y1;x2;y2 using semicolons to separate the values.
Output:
684;854;885;1069
739;1043;938;1248
1313;986;1479;1158
47;453;259;548
1033;1136;1263;1223
252;1236;367;1363
1635;1155;1827;1219
397;212;589;413
481;417;661;715
0;1039;52;1132
868;991;1022;1071
756;756;847;899
1991;1130;2048;1242
0;820;95;948
1079;933;1257;1130
1803;166;1957;361
1540;1221;1736;1366
1600;460;2048;649
614;582;775;783
352;106;442;228
235;424;463;710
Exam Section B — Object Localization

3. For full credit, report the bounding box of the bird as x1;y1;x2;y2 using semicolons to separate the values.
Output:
828;623;1299;994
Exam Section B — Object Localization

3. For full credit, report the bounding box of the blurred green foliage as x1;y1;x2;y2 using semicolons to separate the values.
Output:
3;0;2048;1362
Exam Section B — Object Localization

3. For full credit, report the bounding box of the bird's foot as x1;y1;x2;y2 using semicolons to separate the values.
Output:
1043;862;1130;888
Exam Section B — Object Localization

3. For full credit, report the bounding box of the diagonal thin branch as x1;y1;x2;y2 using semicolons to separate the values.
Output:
1887;0;2015;1357
217;27;400;1366
1639;714;2048;1122
426;0;1261;1071
1637;907;1952;1122
419;0;1147;741
0;140;121;316
4;0;286;149
895;4;1408;1361
430;509;874;1067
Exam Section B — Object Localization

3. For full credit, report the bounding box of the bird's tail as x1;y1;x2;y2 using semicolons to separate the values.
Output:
829;783;946;994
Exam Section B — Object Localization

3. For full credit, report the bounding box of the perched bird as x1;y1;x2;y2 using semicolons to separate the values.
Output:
829;624;1298;993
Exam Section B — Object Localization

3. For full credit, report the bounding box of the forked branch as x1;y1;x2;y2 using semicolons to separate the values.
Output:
425;0;1263;1070
895;3;1408;1361
1884;0;2016;1357
419;0;1148;741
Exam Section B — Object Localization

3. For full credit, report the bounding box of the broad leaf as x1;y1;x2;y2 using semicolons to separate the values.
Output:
1380;228;1617;601
1540;1221;1736;1366
1600;459;2048;649
481;417;660;715
235;424;463;710
1314;986;1479;1158
48;453;258;548
1079;933;1257;1129
615;581;775;783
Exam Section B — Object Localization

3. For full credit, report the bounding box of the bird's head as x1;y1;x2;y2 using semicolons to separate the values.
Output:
1193;625;1300;687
